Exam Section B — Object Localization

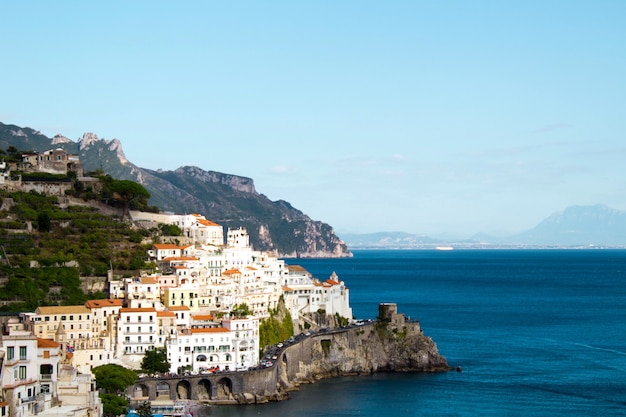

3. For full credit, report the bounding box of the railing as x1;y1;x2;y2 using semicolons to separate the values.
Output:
40;373;53;381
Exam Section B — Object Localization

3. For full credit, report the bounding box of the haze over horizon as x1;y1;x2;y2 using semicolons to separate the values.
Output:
2;2;625;236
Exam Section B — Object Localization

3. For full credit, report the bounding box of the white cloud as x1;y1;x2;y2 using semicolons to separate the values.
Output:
268;165;298;175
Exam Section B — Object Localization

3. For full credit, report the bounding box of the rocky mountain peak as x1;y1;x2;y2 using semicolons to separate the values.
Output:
51;134;73;145
174;166;256;194
78;132;100;148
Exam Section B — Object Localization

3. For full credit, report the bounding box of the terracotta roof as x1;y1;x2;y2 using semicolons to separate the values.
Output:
192;314;214;321
37;305;91;315
282;286;294;292
245;266;257;271
190;327;229;333
287;265;308;272
325;279;340;286
120;308;156;313
223;268;241;275
153;244;180;250
37;338;60;348
141;277;158;284
157;311;176;317
167;306;191;311
198;219;220;227
85;299;123;309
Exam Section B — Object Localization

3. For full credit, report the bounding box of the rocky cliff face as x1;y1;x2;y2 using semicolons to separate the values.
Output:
235;320;450;404
289;322;449;384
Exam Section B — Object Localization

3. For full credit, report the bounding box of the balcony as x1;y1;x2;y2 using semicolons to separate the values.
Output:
40;373;53;381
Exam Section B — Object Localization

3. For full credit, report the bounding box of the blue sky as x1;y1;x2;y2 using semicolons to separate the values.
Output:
2;1;626;236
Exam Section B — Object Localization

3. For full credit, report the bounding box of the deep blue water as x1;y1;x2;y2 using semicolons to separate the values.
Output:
209;250;626;416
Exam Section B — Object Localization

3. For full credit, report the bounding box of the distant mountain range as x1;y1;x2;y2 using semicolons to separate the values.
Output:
0;122;350;258
342;205;626;249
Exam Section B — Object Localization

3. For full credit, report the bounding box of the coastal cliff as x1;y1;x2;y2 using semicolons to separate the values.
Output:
235;310;450;404
129;306;450;406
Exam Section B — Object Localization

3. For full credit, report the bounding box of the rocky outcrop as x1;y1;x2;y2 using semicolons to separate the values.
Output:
230;317;450;404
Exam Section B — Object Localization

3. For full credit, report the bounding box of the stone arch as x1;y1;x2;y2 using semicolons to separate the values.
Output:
197;379;212;401
133;384;149;400
196;354;207;362
176;380;191;400
155;381;171;399
216;377;233;399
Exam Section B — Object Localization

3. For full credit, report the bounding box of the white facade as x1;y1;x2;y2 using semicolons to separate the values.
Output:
283;267;353;327
118;308;160;367
0;319;100;417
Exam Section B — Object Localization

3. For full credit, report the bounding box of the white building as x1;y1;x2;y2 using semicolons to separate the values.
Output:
0;318;100;417
118;307;160;368
282;267;353;328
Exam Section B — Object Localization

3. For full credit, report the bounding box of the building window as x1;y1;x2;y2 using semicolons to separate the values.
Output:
7;347;14;360
19;346;27;360
19;366;27;379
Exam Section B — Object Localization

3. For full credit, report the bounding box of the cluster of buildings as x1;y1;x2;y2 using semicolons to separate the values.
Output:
0;209;353;417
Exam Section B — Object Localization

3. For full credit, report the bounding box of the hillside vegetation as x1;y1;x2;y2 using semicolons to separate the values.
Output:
0;172;161;311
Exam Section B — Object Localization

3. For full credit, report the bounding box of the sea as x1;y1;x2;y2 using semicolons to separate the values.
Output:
207;249;626;416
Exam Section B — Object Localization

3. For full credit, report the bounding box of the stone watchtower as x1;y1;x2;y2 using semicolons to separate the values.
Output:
378;303;406;326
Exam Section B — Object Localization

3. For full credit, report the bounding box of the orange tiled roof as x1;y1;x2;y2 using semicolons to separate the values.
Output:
37;338;60;348
141;277;158;284
157;311;176;317
287;265;308;272
167;306;191;311
153;244;180;250
192;314;214;321
198;219;220;227
223;268;241;275
85;299;123;308
120;308;156;313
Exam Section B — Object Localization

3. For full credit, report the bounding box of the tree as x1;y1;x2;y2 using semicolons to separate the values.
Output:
159;223;182;236
110;180;150;218
92;364;138;417
37;211;51;232
92;364;138;394
141;347;169;374
232;303;252;318
100;393;128;417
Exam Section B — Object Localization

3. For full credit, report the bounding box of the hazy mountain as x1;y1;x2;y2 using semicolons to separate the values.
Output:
339;232;443;249
341;205;626;249
0;121;350;258
510;204;626;247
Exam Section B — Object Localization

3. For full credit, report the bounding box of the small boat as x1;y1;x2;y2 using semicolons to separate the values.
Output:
435;246;454;251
